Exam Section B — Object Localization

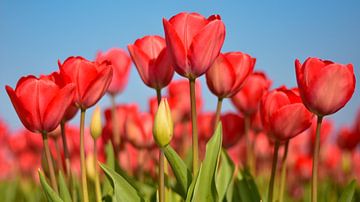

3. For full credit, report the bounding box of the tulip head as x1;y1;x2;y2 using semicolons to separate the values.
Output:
153;98;174;147
90;106;102;140
295;57;356;116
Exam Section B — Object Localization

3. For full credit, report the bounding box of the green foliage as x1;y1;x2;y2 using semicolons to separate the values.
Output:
38;170;63;202
339;180;357;202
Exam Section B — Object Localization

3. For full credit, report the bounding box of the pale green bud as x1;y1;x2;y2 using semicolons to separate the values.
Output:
153;98;173;147
90;106;102;139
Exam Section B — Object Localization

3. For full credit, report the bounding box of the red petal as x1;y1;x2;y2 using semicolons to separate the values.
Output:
150;48;174;89
128;44;151;86
303;57;330;86
188;20;225;77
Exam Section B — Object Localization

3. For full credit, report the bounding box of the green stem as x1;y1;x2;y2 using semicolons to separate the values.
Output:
214;97;223;125
80;109;89;202
189;79;199;175
110;95;120;158
93;139;102;202
55;138;63;172
159;150;165;202
156;88;162;105
42;132;59;193
268;140;280;202
311;116;323;202
279;140;289;202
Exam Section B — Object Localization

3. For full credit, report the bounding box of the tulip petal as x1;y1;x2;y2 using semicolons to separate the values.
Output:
81;66;113;108
44;84;75;132
5;86;35;132
188;20;225;77
205;54;236;98
307;64;356;115
163;18;189;77
271;103;313;141
150;48;174;89
302;58;329;86
37;79;60;127
128;44;151;86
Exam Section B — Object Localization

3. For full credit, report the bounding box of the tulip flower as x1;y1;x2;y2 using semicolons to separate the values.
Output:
163;12;225;174
221;113;244;148
6;75;75;193
337;127;360;151
125;111;155;149
153;98;173;202
128;35;174;90
260;86;313;202
96;48;131;95
59;56;112;202
295;57;356;202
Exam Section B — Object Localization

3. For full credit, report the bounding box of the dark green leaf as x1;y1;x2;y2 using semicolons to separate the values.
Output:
58;171;71;202
38;170;63;202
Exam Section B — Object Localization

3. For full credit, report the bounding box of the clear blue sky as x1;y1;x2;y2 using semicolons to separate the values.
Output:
1;1;359;130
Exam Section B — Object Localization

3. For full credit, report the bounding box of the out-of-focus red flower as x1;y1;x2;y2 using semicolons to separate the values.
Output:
254;132;272;160
294;154;313;181
6;75;75;133
128;36;174;89
167;79;203;123
309;119;333;149
198;112;215;142
221;113;244;148
206;52;255;98
260;86;313;141
295;57;356;116
337;127;360;151
148;96;158;116
231;72;271;116
163;12;226;79
125;111;155;149
59;56;113;109
96;48;131;95
250;110;264;133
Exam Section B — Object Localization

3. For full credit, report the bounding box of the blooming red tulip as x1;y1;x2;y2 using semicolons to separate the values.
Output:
96;48;131;95
295;57;356;116
231;71;271;115
59;56;113;109
163;12;226;79
6;75;75;133
221;113;244;148
206;52;255;98
128;35;174;89
260;86;313;141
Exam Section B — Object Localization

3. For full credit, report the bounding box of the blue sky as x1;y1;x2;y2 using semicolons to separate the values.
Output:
1;1;359;130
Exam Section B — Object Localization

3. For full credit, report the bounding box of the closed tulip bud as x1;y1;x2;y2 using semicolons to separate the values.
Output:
90;106;102;139
153;98;173;147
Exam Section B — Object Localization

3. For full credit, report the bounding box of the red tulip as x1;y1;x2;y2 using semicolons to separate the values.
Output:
96;48;131;95
309;119;333;150
260;86;313;141
125;111;155;149
337;127;360;151
231;71;271;115
294;154;313;180
6;75;75;133
295;57;356;116
206;52;255;98
59;56;113;109
128;35;174;89
221;113;244;148
198;112;215;142
163;12;226;79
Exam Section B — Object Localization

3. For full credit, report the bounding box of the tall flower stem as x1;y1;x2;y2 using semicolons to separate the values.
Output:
42;132;59;193
55;138;63;172
80;109;89;202
214;97;223;124
93;139;102;202
189;78;199;175
311;116;323;202
60;121;71;177
268;140;280;202
110;94;120;157
156;88;165;202
279;140;289;202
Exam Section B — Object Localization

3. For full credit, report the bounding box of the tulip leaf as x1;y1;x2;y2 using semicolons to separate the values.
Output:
339;179;357;202
216;149;235;201
102;142;116;201
163;145;193;198
38;170;63;202
191;123;223;202
234;168;261;202
100;163;144;202
58;171;71;202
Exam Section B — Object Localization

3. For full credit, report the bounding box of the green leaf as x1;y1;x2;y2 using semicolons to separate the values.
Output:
339;180;357;202
100;163;143;202
191;123;223;202
163;145;192;198
38;170;63;202
234;169;261;202
216;149;235;201
58;171;71;202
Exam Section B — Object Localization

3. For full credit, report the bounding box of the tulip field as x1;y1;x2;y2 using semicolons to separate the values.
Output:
1;7;360;202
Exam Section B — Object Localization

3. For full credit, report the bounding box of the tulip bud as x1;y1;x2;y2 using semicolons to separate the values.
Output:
153;98;173;147
90;106;102;139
